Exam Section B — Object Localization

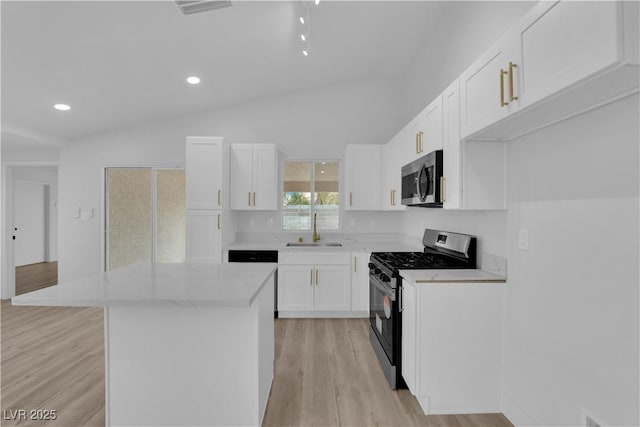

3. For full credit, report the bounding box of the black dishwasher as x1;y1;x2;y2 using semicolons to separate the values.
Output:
228;250;278;318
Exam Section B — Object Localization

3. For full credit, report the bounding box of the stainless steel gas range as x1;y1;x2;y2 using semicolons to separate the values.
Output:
368;229;477;389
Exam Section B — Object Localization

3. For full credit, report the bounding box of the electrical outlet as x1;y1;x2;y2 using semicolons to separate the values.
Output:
267;218;273;227
349;217;356;227
249;219;255;227
518;229;529;250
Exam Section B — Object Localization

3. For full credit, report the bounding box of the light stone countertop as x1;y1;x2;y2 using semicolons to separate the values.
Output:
400;269;507;284
12;262;277;308
225;238;422;254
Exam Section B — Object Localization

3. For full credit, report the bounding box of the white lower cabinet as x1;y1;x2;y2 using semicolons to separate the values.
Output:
401;278;504;415
401;280;417;394
278;252;351;317
186;210;222;262
350;252;370;312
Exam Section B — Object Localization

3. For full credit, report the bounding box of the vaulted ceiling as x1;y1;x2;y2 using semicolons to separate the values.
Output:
1;1;450;148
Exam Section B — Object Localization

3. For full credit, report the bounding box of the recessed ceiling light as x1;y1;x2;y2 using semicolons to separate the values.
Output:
321;162;326;165
299;16;305;24
315;0;320;5
302;50;308;56
186;76;201;85
320;170;325;174
301;34;306;42
53;104;71;111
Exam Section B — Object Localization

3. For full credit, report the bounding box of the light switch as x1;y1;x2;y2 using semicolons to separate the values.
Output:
267;218;273;226
518;229;529;250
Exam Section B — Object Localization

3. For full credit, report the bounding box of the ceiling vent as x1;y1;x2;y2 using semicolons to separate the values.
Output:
175;0;232;15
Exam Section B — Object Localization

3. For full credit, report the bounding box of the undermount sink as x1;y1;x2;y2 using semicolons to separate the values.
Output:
286;242;343;247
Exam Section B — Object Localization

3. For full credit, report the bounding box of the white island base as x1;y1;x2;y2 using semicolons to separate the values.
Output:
13;263;276;427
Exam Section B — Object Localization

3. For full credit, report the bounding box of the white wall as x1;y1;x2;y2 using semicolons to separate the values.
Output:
502;95;639;427
58;78;400;281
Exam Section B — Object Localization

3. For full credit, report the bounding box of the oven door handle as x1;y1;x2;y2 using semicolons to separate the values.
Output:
371;276;395;301
399;286;403;312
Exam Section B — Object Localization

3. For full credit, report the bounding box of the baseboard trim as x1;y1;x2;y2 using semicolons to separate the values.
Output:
278;311;368;318
502;391;539;426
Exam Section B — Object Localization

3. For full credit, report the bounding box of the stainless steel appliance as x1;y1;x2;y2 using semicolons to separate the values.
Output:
368;229;477;389
228;250;278;317
401;149;444;207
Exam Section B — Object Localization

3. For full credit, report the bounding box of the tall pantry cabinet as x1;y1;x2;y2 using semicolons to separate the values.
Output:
185;137;236;262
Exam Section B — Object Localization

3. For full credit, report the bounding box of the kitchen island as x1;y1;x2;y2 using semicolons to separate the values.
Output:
12;262;277;427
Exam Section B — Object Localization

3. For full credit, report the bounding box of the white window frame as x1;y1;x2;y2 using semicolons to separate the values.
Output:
281;159;342;233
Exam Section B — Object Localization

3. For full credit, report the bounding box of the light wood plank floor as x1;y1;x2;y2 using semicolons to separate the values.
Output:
263;318;512;427
1;307;512;426
16;262;58;296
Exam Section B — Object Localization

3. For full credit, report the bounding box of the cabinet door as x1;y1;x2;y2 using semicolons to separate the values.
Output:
230;144;254;210
419;95;443;153
517;1;622;108
185;210;221;262
185;137;224;210
442;80;461;209
459;33;519;139
350;252;370;312
380;136;406;211
252;144;278;210
314;264;351;311
277;265;315;311
401;281;417;395
344;145;381;211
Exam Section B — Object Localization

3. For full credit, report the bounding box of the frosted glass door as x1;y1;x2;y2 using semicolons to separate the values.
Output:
107;169;153;270
106;168;185;270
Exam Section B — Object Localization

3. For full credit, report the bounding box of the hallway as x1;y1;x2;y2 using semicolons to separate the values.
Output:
16;261;58;296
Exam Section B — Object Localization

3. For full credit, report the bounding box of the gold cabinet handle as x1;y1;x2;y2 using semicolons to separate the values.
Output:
418;131;423;153
415;133;419;154
354;256;357;272
310;269;313;286
349;192;353;207
217;213;221;230
391;189;396;206
217;190;221;206
315;269;319;285
500;69;509;107
252;192;256;207
508;62;518;102
248;192;251;207
440;176;446;203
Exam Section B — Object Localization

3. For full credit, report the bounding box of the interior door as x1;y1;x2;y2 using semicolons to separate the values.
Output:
14;180;46;266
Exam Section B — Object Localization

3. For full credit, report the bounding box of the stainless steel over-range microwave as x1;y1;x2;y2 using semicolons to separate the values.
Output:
401;149;443;207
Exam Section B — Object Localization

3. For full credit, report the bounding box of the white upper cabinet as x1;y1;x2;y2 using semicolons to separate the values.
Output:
344;144;381;211
442;80;462;210
459;31;520;139
185;137;225;210
230;144;278;210
418;95;444;154
517;1;626;108
380;133;406;211
461;0;639;140
405;96;444;162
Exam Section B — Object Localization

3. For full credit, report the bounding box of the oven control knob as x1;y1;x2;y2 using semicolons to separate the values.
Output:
381;275;391;283
374;268;381;275
368;263;375;270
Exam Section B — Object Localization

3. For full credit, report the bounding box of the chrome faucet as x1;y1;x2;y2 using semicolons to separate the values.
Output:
312;213;320;243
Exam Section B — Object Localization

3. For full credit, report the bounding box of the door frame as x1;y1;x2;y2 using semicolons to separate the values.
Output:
1;161;58;299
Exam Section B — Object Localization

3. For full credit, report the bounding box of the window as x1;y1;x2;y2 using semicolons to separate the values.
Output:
282;160;339;231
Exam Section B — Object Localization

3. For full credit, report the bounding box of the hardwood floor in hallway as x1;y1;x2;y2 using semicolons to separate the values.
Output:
15;262;58;296
1;307;511;426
